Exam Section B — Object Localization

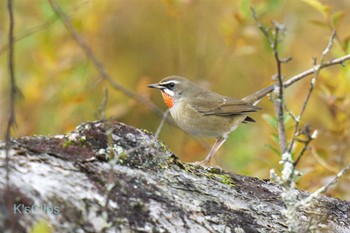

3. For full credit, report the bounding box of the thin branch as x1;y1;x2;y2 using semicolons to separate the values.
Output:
5;0;16;231
154;109;170;139
272;24;287;154
47;0;210;151
5;0;17;123
0;15;58;56
252;8;289;154
283;53;350;89
293;126;316;167
48;0;165;119
97;88;109;121
251;8;273;45
284;105;298;122
5;0;16;183
251;53;350;99
288;31;336;154
310;146;340;174
298;163;350;207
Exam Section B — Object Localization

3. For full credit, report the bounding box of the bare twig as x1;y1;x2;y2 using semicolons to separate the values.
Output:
251;8;273;45
253;11;298;190
252;8;289;154
253;10;348;230
288;31;336;155
293;126;317;166
0;15;58;56
5;0;16;231
282;53;350;89
271;24;288;154
98;88;109;121
48;0;165;118
252;12;350;172
47;0;212;153
5;0;17;182
284;105;298;122
154;109;170;139
251;53;350;99
250;12;349;103
310;146;339;174
298;162;350;207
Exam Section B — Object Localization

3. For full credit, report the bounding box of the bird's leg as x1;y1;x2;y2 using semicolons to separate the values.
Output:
201;136;227;164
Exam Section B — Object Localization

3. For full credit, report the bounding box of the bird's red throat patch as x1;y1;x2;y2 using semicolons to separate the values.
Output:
161;92;174;108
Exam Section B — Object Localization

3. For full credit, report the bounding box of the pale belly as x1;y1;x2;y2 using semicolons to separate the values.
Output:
170;101;246;138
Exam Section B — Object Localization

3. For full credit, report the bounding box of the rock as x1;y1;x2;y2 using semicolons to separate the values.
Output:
0;121;349;232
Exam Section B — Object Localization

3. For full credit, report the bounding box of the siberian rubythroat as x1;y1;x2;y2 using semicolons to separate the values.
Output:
148;76;274;164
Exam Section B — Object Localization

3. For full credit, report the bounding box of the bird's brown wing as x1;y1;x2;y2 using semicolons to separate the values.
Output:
190;94;261;118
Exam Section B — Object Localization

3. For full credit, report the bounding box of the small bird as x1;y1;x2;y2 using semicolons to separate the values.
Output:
148;76;274;164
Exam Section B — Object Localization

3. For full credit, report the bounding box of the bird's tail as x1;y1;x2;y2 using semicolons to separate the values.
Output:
242;84;275;106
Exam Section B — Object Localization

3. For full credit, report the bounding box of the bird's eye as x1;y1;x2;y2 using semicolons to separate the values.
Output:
166;82;175;89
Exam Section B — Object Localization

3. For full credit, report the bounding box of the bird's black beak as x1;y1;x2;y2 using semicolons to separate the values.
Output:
147;83;162;89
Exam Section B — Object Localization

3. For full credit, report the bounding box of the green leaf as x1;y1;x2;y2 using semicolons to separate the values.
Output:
344;37;350;54
302;0;330;18
271;133;279;144
309;20;329;28
267;0;282;11
262;113;278;129
238;0;252;20
265;144;281;156
283;113;291;124
331;11;346;28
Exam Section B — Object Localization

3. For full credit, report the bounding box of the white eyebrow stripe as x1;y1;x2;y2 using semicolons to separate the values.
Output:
161;80;179;85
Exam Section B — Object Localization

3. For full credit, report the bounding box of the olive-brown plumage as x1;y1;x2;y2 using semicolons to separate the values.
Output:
148;76;274;164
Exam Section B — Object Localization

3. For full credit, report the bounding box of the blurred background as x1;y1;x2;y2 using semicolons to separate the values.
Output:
1;0;349;199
